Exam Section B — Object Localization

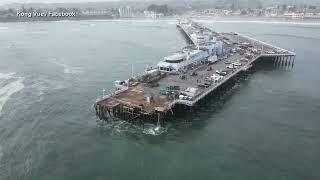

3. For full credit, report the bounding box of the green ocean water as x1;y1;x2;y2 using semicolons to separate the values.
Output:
0;19;319;180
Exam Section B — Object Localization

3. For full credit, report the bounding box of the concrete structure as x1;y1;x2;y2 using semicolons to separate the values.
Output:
283;12;305;18
143;11;164;18
82;9;110;16
118;6;133;18
94;19;296;126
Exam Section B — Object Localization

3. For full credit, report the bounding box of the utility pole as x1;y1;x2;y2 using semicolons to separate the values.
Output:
131;64;134;78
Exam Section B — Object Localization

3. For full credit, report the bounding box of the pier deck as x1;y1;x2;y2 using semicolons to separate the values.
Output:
95;19;296;122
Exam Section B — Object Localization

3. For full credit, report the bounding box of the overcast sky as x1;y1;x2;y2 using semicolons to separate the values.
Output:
1;0;319;6
0;0;128;5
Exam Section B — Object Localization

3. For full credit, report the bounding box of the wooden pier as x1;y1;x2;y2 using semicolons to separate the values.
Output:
94;19;296;125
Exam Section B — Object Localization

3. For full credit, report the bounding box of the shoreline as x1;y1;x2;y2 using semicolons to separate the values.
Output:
1;16;320;25
0;15;115;23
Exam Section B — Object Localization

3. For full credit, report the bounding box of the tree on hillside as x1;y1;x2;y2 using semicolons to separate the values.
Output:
147;4;171;15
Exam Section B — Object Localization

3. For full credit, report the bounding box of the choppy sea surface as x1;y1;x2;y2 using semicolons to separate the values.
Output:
0;18;320;180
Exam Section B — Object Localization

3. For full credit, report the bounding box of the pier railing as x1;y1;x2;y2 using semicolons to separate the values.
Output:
97;19;296;115
177;23;197;45
96;86;129;102
172;54;263;107
237;33;296;56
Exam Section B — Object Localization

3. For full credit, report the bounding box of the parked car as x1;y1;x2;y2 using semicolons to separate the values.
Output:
221;69;231;73
216;70;227;76
232;62;241;66
210;74;224;83
240;58;248;62
227;65;236;69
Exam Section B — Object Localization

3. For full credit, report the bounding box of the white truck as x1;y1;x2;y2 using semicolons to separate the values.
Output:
210;74;224;83
207;55;218;64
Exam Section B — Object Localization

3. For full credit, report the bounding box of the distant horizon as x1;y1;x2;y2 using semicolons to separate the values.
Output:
0;0;137;6
0;0;319;8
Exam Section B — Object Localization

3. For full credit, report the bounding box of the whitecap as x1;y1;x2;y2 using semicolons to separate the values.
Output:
0;73;16;80
0;145;3;161
0;26;9;30
63;67;83;74
0;76;24;116
52;62;84;75
7;44;15;49
142;124;167;135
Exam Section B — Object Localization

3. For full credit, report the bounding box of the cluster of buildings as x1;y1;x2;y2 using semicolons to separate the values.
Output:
157;19;225;74
189;5;320;19
117;6;164;18
84;6;165;19
118;6;133;18
81;9;116;17
143;11;164;18
0;5;168;21
262;5;320;19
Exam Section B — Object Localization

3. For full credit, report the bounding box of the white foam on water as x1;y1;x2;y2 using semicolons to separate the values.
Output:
0;73;16;80
0;73;24;116
0;145;3;161
52;62;84;75
0;26;9;30
28;81;48;101
97;119;168;136
142;124;167;135
7;43;15;49
27;78;67;102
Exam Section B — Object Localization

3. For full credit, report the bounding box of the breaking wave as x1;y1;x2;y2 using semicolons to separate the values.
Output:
142;124;167;135
97;120;167;136
0;73;16;80
0;73;24;116
0;145;2;161
0;26;9;30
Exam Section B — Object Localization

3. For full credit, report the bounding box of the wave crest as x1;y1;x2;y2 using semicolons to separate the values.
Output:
0;73;24;116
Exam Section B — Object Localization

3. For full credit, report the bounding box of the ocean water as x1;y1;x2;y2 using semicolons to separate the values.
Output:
0;19;320;180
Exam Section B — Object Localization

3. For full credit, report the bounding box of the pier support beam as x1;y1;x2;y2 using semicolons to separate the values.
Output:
157;112;163;127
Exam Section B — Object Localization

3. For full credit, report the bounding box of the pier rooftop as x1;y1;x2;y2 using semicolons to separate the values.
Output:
95;19;296;120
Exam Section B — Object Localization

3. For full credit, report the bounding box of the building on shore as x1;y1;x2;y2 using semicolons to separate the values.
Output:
118;6;133;18
143;11;164;18
81;9;110;16
283;12;305;18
